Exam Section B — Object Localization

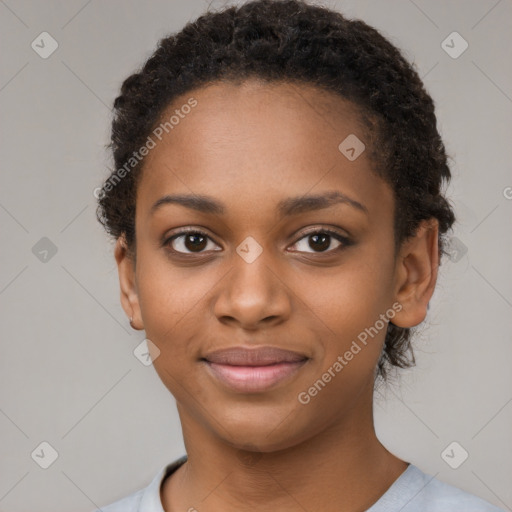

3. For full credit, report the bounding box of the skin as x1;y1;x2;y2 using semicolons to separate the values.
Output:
115;79;439;512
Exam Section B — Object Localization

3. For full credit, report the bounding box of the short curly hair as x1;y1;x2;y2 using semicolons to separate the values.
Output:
96;0;455;381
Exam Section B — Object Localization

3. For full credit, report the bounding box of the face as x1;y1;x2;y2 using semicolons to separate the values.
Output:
116;79;435;452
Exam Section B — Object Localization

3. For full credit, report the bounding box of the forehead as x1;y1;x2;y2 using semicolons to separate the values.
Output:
136;79;391;220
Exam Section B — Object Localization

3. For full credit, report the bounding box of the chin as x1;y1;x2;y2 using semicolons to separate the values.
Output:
209;402;311;453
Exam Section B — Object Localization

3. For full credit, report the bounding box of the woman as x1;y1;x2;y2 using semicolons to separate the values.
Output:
94;1;503;510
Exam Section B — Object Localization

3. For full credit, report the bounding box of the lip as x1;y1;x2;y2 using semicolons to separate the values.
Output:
204;346;308;365
202;346;309;393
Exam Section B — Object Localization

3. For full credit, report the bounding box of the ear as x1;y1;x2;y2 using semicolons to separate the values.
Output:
391;219;439;328
114;236;143;330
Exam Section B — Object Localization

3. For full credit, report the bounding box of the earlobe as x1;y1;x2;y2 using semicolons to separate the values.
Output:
114;236;143;330
392;219;439;328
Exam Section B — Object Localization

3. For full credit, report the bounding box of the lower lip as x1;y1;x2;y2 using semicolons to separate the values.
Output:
204;360;308;393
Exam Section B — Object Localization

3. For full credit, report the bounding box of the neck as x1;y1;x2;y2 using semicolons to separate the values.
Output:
162;393;408;512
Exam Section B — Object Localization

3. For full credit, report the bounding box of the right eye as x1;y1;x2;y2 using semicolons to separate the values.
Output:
164;229;222;255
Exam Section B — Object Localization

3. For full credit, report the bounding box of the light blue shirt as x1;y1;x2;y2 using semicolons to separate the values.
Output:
93;456;505;512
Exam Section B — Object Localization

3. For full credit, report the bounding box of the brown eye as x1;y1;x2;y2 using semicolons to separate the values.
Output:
290;229;350;254
166;230;221;254
307;233;333;252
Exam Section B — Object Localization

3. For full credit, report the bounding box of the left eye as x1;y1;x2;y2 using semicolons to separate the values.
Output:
290;230;348;254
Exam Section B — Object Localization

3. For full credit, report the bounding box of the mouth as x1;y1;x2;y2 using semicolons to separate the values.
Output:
201;346;309;393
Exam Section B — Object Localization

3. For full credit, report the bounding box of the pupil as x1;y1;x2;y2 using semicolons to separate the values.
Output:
310;234;330;252
186;233;207;251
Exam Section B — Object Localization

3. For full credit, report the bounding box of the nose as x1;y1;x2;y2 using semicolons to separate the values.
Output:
213;252;292;330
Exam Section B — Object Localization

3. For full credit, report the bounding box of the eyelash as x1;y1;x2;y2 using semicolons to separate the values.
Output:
163;226;352;256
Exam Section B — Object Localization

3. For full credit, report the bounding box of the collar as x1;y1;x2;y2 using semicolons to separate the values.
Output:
138;455;188;512
135;457;415;511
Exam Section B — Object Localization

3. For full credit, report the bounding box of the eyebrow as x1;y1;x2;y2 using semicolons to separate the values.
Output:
149;191;368;217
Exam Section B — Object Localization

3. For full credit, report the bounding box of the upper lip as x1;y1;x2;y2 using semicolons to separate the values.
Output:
203;346;308;366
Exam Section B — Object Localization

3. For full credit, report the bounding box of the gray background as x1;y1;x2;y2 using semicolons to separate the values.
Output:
1;0;511;510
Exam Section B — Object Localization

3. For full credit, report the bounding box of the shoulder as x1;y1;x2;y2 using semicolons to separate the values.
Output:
89;456;187;512
376;464;505;512
90;488;143;512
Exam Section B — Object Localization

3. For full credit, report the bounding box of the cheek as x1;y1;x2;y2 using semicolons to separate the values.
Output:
299;248;396;387
290;262;395;416
134;253;219;373
136;246;209;330
135;261;204;399
306;255;395;336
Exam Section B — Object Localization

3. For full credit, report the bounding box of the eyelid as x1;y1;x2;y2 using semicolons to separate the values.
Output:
295;225;350;240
